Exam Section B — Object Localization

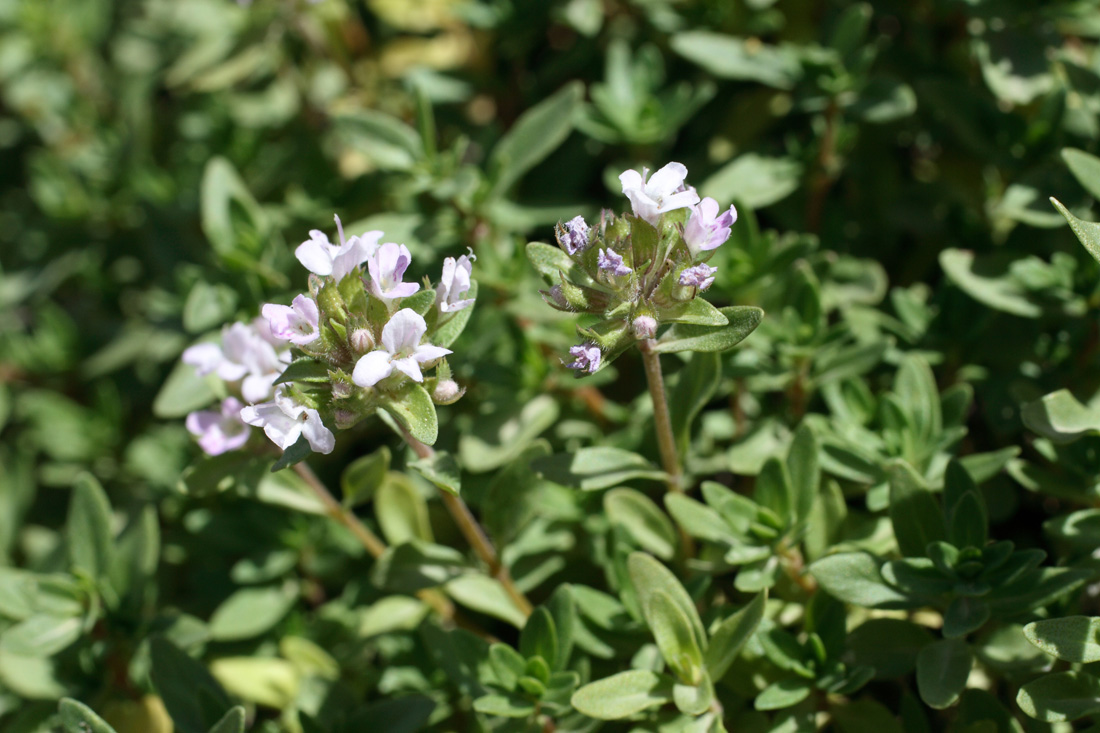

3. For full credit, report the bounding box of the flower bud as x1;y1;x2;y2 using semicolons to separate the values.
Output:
542;285;570;310
331;380;353;399
350;328;375;354
632;315;658;340
432;379;465;405
334;409;360;429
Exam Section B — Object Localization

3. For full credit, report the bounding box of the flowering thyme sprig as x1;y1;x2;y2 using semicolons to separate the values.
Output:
531;161;737;376
179;215;478;460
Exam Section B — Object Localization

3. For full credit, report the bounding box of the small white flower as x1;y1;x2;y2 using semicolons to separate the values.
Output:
438;254;475;313
618;162;700;225
241;387;335;454
352;309;452;387
182;319;291;403
295;215;382;282
367;242;419;301
262;294;321;346
186;398;251;456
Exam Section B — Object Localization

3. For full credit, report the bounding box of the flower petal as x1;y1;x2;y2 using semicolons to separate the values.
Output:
301;410;335;454
295;238;335;276
391;356;424;382
353;351;394;387
413;344;452;363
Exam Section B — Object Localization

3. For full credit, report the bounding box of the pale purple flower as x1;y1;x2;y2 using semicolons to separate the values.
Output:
438;253;475;313
684;198;737;256
295;215;383;282
559;216;590;255
262;294;321;346
352;309;452;387
186;398;251;456
241;387;335;455
182;319;291;403
597;248;632;277
619;162;700;225
679;264;718;291
367;242;419;301
567;343;601;374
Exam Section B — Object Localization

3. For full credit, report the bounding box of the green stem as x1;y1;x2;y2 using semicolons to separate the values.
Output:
292;462;458;621
639;339;682;493
639;340;695;560
395;425;534;618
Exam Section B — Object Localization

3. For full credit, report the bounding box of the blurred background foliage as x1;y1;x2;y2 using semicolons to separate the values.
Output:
6;0;1100;730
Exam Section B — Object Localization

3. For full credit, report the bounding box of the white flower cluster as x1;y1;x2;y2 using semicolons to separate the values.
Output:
180;215;476;458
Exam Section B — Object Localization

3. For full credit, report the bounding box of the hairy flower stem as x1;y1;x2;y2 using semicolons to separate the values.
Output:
292;462;457;621
638;340;683;493
396;425;535;618
639;340;695;560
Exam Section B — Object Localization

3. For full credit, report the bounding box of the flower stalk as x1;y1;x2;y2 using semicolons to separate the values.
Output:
396;424;534;618
638;339;682;494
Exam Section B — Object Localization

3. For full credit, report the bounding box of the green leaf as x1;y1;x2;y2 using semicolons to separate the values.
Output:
519;606;558;670
445;574;528;628
1062;148;1100;201
200;157;267;259
1024;616;1100;663
381;383;439;445
948;490;988;551
670;32;801;89
371;541;468;594
673;677;715;716
150;637;233;733
525;241;596;287
850;77;917;123
660;297;729;326
0;614;83;657
58;698;117;733
340;446;390;507
652;306;763;353
183;282;237;334
531;447;666;491
273;358;330;386
459;395;559;473
665;493;732;544
153;360;219;418
208;581;298;641
489;643;527;690
68;473;115;583
374;472;433;545
786;423;819;525
755;458;793;525
546;585;576;672
646;590;705;683
628;553;706;652
847;618;934;678
755;679;813;711
570;670;674;720
399;287;437;317
1021;389;1100;443
701;154;803;209
473;693;536;718
489;82;583;197
332;110;423;171
669;352;721;456
1017;671;1100;722
887;460;945;557
939;249;1042;318
916;638;971;709
409;450;461;497
605;488;678;560
209;657;300;709
207;707;246;733
942;596;991;639
809;553;912;609
705;592;766;681
270;435;313;472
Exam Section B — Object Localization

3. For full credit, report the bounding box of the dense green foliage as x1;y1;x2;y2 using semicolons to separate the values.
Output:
7;0;1100;731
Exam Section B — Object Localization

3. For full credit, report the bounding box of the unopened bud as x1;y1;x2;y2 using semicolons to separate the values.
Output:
334;409;359;429
331;381;353;399
432;379;465;405
632;315;658;340
542;285;570;310
350;328;375;354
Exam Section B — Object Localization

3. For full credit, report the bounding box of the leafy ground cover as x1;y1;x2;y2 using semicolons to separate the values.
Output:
6;0;1100;731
